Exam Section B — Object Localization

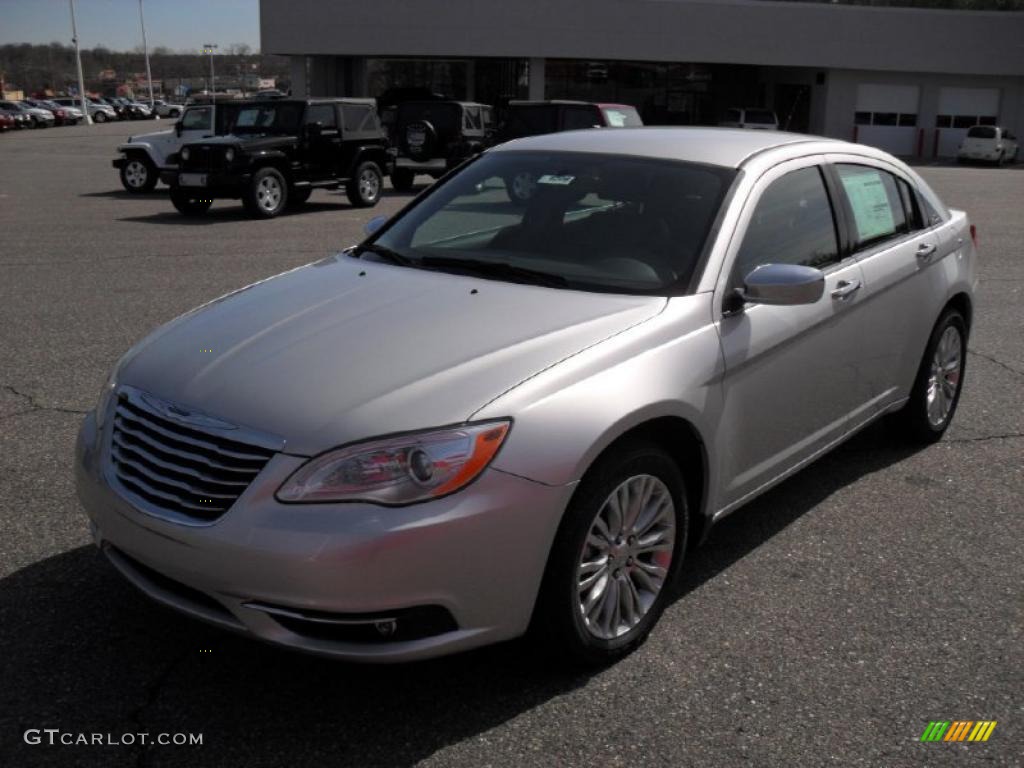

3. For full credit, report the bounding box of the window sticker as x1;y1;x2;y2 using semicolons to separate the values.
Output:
840;170;895;242
537;174;576;186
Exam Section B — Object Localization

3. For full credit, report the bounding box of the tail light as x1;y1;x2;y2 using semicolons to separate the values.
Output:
969;224;978;249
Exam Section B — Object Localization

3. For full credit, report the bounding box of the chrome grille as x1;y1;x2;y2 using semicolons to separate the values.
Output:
109;389;278;523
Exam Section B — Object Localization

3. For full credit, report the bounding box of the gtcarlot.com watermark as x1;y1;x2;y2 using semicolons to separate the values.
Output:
24;729;202;746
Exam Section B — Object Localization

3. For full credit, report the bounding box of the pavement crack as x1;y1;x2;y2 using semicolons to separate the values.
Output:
1;384;89;417
947;432;1024;444
967;348;1024;378
127;649;190;768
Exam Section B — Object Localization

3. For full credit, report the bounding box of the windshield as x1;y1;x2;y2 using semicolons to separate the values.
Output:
230;103;303;134
368;151;735;294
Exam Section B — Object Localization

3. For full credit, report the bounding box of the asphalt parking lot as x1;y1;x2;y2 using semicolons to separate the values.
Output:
0;121;1021;767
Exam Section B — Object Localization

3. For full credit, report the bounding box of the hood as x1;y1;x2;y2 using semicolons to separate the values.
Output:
119;255;666;456
128;127;175;143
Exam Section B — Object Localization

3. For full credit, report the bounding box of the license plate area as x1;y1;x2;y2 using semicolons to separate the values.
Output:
179;173;207;187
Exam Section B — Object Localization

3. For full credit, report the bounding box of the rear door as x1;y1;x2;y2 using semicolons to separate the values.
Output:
714;158;873;509
825;157;952;414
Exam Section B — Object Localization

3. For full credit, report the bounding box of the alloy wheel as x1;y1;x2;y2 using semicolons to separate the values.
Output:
359;169;380;202
575;474;675;640
124;160;148;189
926;325;962;428
257;176;283;212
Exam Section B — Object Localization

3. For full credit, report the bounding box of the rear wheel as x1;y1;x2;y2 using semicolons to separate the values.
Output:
531;442;688;666
243;167;288;219
120;155;157;193
506;171;537;205
170;188;213;217
93;111;107;124
892;308;967;444
346;161;383;207
391;167;415;192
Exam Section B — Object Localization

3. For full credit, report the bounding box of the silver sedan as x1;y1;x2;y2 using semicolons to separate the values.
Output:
75;128;976;664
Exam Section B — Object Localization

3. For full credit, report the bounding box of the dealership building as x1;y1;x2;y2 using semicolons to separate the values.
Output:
260;0;1024;159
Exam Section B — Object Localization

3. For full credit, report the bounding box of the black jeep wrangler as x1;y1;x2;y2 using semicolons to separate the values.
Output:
389;101;493;192
163;98;392;218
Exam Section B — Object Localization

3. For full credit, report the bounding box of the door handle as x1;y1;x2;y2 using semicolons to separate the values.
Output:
916;243;937;259
830;279;862;300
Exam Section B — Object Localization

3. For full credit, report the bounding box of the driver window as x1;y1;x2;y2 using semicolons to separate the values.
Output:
181;107;211;131
734;166;839;283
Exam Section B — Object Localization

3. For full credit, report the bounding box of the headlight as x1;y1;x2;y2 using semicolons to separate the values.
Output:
224;147;235;162
181;147;191;161
276;421;511;505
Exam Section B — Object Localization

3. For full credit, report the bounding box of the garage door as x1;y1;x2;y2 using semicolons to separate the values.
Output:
854;84;920;156
936;87;1000;157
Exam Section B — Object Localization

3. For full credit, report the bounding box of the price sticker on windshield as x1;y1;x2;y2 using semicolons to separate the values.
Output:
537;174;576;186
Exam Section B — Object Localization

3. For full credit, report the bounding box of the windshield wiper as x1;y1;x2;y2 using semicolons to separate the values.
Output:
357;242;419;268
418;256;569;289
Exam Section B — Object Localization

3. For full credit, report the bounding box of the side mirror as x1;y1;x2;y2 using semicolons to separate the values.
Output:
364;215;388;237
739;263;825;306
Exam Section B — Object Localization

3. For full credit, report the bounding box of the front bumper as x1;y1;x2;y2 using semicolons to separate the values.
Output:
161;169;248;197
75;410;573;662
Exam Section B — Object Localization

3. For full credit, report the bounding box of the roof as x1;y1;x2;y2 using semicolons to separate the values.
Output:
490;127;850;169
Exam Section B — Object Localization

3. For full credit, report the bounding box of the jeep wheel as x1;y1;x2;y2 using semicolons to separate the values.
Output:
506;171;537;205
243;167;289;219
346;162;383;208
288;187;312;207
391;168;415;193
170;189;213;217
120;156;157;193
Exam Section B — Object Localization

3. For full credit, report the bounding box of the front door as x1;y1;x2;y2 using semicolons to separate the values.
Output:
303;103;342;180
714;159;874;510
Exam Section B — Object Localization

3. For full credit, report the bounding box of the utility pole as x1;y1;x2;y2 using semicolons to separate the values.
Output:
202;43;217;125
138;0;155;110
69;0;92;124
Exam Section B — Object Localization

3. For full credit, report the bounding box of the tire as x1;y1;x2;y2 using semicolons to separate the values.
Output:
530;442;689;667
346;161;383;208
892;308;968;444
505;171;537;205
93;111;107;124
119;155;157;193
242;167;289;219
288;186;312;207
170;188;213;217
402;120;436;162
391;167;415;192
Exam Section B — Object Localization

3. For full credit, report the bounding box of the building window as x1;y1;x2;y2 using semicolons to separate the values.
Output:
854;111;917;127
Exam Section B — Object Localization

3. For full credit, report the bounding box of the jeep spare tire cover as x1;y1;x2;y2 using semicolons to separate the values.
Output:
404;120;436;161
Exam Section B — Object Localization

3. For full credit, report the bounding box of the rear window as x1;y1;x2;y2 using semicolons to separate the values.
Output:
967;125;997;139
600;106;643;128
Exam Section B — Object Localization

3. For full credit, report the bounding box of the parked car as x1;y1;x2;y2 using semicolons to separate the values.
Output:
150;99;184;118
0;107;31;130
0;100;54;128
493;100;643;202
111;97;150;120
389;100;494;191
113;103;239;193
957;125;1019;165
0;111;13;132
52;96;117;123
719;107;779;131
24;98;82;126
164;98;392;218
75;128;976;664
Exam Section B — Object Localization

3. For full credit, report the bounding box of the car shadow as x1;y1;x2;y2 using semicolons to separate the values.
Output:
0;421;922;767
116;202;358;226
80;189;170;199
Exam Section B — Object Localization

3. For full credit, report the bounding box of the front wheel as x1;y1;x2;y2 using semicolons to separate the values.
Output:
346;161;383;207
120;156;157;193
530;443;688;666
243;167;289;219
892;308;967;444
170;188;213;216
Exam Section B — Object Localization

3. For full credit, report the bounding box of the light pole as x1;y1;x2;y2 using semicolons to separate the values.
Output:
69;0;92;125
202;43;218;99
138;0;155;111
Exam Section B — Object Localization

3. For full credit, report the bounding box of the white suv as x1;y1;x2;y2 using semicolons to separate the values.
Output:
112;105;220;193
719;107;779;131
957;125;1019;166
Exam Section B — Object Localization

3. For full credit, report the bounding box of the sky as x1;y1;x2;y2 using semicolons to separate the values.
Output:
0;0;261;52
